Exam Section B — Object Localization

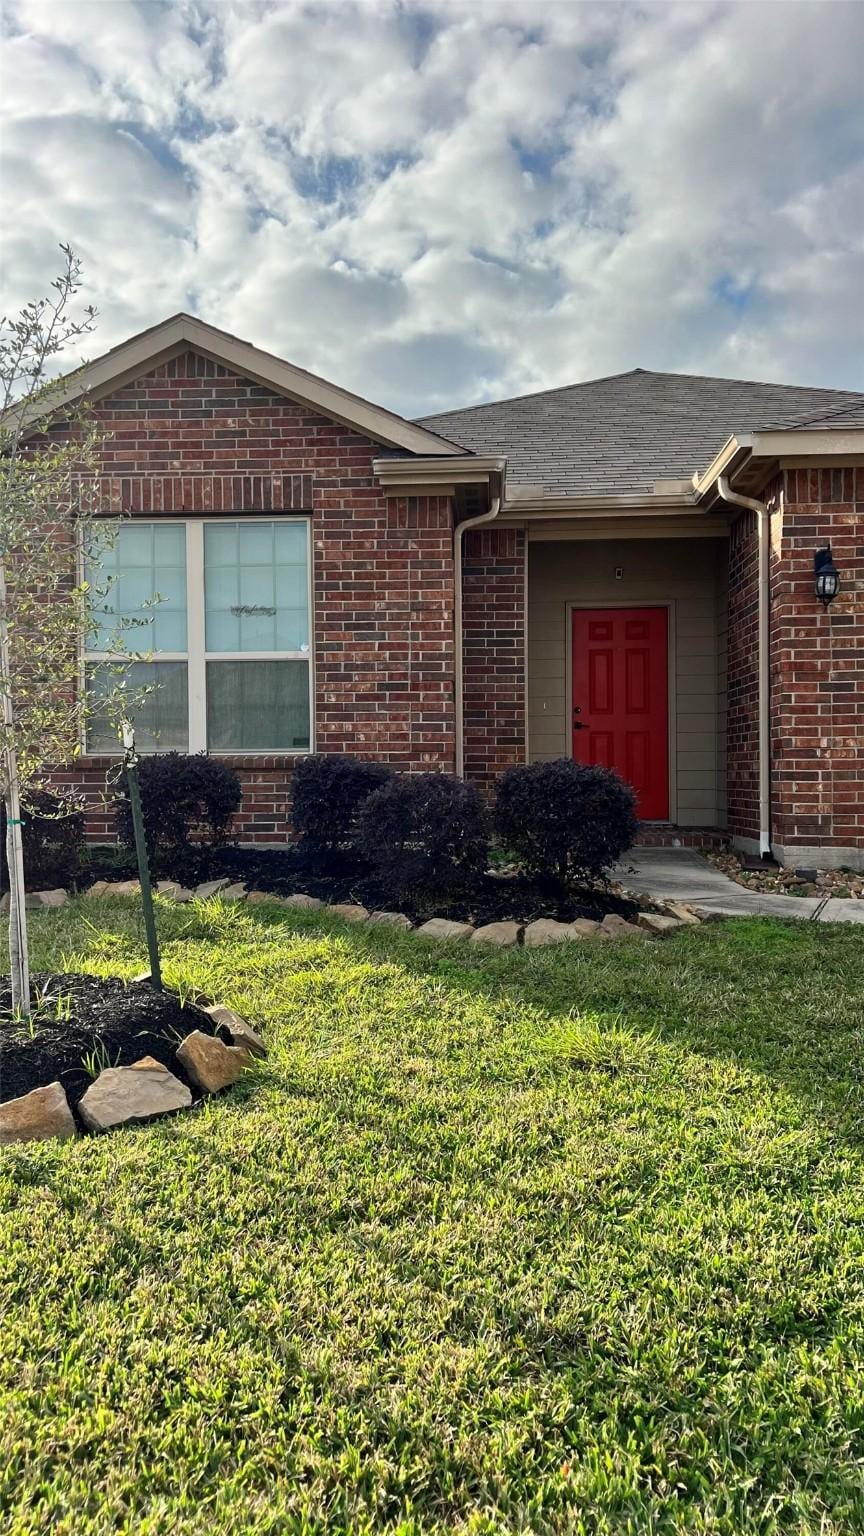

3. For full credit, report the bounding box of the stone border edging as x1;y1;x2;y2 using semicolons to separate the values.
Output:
15;873;707;941
0;876;704;1148
0;994;265;1149
175;878;698;941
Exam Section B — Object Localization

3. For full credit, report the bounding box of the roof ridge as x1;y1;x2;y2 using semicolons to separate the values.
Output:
417;368;646;422
773;397;864;430
418;367;864;425
619;367;864;397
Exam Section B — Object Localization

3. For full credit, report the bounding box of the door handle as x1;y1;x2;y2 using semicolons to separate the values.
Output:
572;706;586;730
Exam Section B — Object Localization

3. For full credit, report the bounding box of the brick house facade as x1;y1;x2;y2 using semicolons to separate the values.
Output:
27;316;864;869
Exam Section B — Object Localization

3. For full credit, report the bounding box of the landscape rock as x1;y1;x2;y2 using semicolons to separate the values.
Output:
84;881;110;899
5;891;42;909
203;1004;267;1059
600;913;646;939
246;890;278;904
569;918;600;938
282;893;323;910
665;902;702;925
0;1081;77;1145
417;917;475;941
219;883;248;901
102;880;140;897
523;918;577;947
637;912;684;936
329;903;370;922
194;878;231;900
471;920;521;947
176;1030;252;1093
0;891;64;912
368;910;413;930
156;881;193;902
78;1057;191;1131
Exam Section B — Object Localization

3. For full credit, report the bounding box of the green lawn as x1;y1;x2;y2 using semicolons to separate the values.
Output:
2;898;863;1535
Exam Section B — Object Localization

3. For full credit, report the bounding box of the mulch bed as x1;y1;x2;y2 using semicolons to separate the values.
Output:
706;849;864;900
79;844;640;926
0;973;221;1114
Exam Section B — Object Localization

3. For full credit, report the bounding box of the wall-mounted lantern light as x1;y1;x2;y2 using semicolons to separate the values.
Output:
814;545;840;608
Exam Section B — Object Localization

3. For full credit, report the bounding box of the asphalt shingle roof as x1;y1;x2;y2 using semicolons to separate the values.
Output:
417;369;864;498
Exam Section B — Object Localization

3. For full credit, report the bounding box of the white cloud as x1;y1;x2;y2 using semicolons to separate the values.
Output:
1;0;862;412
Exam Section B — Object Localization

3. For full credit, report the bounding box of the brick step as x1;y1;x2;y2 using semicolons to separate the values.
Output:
636;824;730;850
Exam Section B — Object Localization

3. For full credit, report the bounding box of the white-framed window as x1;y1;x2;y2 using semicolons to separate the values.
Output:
84;517;313;754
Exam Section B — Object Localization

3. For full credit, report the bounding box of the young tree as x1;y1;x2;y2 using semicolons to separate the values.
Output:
0;248;144;1015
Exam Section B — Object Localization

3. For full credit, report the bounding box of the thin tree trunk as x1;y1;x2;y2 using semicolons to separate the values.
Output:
5;784;29;1016
0;557;29;1015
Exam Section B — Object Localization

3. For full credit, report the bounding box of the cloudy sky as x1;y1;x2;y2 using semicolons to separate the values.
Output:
1;0;863;416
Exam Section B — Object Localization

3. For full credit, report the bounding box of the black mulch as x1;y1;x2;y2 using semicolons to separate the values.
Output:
79;845;641;926
0;973;223;1114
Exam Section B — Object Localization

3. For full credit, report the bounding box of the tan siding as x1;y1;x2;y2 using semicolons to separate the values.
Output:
528;537;727;826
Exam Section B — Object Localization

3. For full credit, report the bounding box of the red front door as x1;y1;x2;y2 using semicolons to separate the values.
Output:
571;607;669;820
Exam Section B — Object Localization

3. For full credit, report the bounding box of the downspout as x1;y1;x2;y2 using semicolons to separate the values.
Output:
454;494;501;777
716;475;771;857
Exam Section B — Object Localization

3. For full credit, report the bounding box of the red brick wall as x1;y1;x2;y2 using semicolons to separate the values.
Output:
49;754;301;845
725;507;761;843
315;491;455;771
770;468;864;853
725;467;864;858
461;526;526;789
48;349;457;841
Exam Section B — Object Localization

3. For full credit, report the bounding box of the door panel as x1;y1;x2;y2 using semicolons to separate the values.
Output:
589;650;612;713
571;607;669;819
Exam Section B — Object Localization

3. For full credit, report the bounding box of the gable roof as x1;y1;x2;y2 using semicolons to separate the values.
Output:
418;368;864;499
21;313;465;458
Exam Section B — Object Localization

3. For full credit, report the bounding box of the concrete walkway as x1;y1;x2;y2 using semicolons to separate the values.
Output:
614;848;864;923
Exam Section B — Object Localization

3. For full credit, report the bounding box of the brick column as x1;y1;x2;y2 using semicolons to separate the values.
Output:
725;508;761;844
461;526;526;791
769;468;864;864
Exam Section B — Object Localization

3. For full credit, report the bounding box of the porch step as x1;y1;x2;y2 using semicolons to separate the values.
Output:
636;824;730;851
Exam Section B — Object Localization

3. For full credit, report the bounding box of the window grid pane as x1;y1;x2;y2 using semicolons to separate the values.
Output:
85;660;189;753
204;520;308;654
86;523;188;654
206;660;310;751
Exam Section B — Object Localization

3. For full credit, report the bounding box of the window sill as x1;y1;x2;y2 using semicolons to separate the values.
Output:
74;750;313;769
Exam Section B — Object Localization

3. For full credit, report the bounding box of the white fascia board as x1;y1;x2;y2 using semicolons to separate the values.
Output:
749;429;864;458
692;435;752;498
523;513;732;541
499;491;697;515
694;427;864;503
373;455;507;488
13;314;465;457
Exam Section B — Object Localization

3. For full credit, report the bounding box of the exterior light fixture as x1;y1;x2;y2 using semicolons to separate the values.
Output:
814;545;840;608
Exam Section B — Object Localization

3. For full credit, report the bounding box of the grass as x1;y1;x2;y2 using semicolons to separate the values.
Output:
1;896;864;1535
